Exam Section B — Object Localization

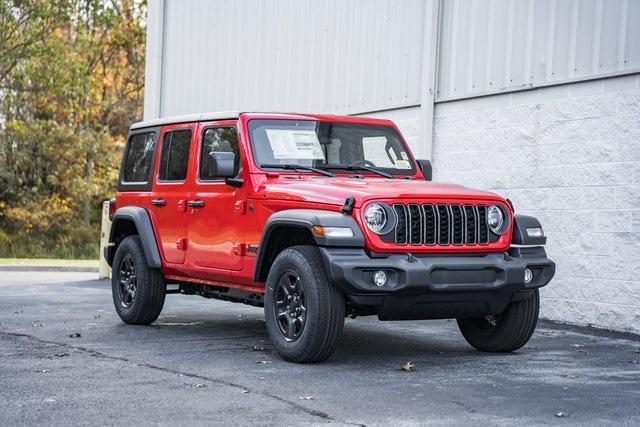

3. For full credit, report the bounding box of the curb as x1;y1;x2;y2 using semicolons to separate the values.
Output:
0;265;99;273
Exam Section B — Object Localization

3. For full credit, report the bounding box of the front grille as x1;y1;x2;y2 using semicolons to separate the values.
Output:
393;203;489;246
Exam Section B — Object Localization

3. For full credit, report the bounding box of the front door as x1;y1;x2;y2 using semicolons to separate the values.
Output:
149;124;194;265
186;122;245;275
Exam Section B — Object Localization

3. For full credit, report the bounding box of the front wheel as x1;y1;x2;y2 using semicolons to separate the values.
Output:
264;245;345;363
457;290;540;352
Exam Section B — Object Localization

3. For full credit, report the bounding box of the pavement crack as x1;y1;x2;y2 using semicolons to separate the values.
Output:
1;330;366;427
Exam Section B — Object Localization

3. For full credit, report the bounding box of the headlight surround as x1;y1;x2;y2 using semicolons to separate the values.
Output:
487;205;506;234
364;203;387;234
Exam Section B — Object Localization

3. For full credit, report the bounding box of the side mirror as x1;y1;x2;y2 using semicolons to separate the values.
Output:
416;159;432;181
208;151;235;178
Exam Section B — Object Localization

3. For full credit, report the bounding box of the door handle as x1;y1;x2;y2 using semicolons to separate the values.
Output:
151;199;166;207
187;199;205;208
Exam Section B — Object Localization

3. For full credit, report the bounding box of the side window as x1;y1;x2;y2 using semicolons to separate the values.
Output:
200;127;240;180
123;132;156;183
158;130;192;181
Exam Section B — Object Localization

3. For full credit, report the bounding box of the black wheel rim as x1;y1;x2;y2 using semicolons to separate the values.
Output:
274;271;306;342
118;254;137;308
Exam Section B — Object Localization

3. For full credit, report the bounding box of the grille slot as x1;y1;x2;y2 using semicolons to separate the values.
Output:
476;205;489;244
450;205;464;245
394;204;408;245
387;203;491;247
463;205;477;244
407;204;422;245
436;204;450;245
422;204;436;245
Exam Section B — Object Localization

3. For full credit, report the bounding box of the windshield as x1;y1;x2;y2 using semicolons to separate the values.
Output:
249;120;416;176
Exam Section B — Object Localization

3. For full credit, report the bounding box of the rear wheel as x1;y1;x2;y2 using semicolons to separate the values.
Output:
264;245;345;363
457;290;539;352
112;235;166;325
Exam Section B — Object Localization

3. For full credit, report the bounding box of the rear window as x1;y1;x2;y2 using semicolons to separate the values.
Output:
123;132;156;183
159;130;192;181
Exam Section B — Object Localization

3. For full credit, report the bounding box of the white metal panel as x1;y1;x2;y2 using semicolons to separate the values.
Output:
157;0;425;117
436;0;640;101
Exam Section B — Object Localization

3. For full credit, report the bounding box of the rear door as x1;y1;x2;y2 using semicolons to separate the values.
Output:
185;121;245;276
149;124;194;265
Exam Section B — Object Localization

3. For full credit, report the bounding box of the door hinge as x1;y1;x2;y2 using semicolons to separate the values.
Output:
234;200;246;214
233;243;245;256
176;238;187;250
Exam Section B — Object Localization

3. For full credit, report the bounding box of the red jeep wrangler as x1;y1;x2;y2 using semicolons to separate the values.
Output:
106;112;555;362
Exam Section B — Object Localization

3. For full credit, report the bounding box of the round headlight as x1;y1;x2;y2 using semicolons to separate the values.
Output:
487;205;504;233
364;203;387;234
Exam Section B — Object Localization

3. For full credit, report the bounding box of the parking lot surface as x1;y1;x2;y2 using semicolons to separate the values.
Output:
1;271;639;426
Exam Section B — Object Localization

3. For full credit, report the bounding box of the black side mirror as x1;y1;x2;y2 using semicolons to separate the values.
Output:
208;151;235;178
416;159;432;181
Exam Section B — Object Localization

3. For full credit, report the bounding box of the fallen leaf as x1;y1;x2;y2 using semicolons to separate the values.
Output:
69;333;81;338
298;396;314;400
555;412;569;418
401;361;416;372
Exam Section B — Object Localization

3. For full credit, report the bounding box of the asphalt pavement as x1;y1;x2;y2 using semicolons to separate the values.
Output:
1;271;639;426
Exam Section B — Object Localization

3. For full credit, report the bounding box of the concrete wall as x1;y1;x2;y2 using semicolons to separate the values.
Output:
432;73;640;333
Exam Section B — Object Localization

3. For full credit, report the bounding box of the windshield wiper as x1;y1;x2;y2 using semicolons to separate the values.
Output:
319;164;394;179
260;163;335;177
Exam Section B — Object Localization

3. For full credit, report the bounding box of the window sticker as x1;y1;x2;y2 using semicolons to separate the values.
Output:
266;129;324;160
395;159;412;169
400;151;408;160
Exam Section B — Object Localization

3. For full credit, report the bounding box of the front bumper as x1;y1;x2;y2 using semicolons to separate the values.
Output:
320;246;555;320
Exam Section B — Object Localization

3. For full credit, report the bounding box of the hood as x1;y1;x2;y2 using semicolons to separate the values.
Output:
253;176;504;207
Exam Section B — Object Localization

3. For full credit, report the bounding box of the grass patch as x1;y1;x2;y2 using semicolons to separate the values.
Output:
0;258;98;266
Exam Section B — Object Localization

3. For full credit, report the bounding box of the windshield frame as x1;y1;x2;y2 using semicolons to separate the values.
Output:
247;118;418;177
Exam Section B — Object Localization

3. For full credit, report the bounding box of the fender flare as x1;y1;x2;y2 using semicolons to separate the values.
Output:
106;206;162;268
253;209;364;282
511;214;547;246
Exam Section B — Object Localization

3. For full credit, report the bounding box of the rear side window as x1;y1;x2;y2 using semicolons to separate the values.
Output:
200;127;240;180
123;132;156;183
159;130;192;181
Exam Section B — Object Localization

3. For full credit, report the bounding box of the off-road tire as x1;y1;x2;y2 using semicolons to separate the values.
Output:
112;235;166;325
264;245;345;363
457;289;539;352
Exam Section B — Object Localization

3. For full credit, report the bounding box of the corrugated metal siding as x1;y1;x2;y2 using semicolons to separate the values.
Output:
436;0;640;101
159;0;425;117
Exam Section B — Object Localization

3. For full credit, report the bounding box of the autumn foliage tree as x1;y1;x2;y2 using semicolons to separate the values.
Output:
0;0;146;258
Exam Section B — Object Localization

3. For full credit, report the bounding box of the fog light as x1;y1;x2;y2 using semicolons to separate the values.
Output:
524;268;533;284
373;270;387;287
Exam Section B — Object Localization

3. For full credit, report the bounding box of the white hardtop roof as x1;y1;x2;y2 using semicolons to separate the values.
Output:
130;111;241;130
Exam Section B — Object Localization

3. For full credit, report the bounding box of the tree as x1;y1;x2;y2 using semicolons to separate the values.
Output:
0;0;146;258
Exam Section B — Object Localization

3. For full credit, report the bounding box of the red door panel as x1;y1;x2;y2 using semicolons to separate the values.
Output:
185;121;245;274
149;124;195;265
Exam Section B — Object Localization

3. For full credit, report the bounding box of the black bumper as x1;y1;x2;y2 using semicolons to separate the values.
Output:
320;246;555;320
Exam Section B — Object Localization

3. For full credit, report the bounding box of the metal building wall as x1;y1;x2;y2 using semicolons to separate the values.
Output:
156;0;425;117
436;0;640;101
